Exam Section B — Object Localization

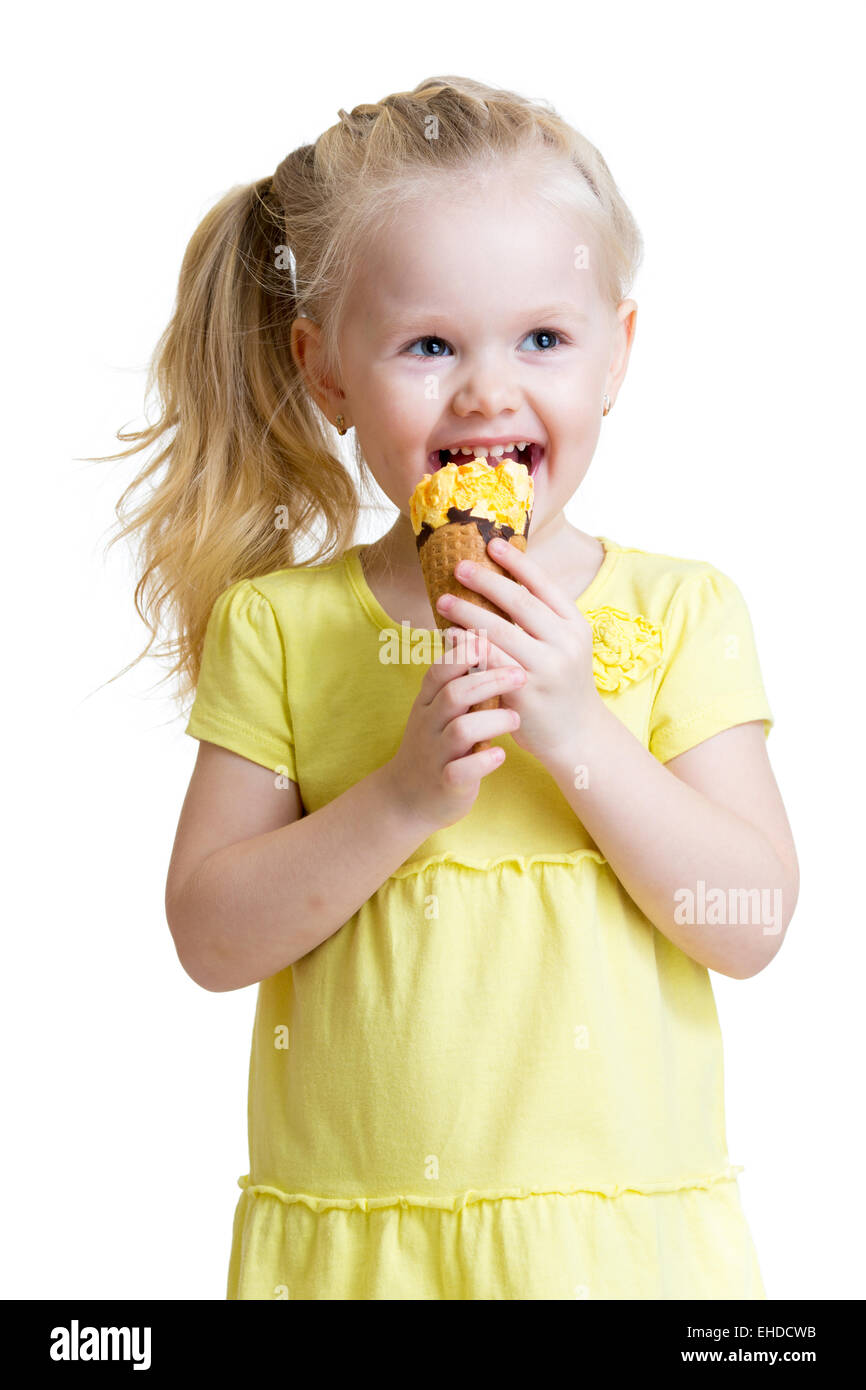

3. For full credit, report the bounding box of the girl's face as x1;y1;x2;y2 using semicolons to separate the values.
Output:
296;166;636;534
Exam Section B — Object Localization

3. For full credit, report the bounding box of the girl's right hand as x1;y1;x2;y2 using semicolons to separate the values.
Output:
382;628;526;833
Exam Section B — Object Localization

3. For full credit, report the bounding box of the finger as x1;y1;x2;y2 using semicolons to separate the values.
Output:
420;628;481;703
454;624;495;672
465;627;514;674
442;743;507;786
439;624;480;666
434;591;535;667
475;636;514;671
431;662;525;729
446;557;561;642
485;538;579;622
443;705;520;759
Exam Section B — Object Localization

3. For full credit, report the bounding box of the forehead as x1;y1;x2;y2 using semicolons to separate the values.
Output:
344;168;604;328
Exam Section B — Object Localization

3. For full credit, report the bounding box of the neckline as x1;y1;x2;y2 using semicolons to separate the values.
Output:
344;535;621;636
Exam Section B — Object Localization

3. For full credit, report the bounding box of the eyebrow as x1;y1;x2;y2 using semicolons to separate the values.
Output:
523;306;591;322
380;306;591;334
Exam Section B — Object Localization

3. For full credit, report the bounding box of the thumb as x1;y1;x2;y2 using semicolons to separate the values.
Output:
473;630;513;672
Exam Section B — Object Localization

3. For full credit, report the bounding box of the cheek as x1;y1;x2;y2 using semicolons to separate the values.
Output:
393;375;445;432
366;365;439;434
554;374;602;420
366;361;436;414
551;397;604;456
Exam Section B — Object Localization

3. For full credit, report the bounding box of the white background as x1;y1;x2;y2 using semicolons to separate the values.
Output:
4;0;863;1299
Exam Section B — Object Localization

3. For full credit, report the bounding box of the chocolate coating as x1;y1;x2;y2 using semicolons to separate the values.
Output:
415;507;531;551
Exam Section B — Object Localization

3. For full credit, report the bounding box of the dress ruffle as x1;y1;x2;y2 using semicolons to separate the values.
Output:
390;847;607;877
227;1172;765;1300
236;1164;745;1212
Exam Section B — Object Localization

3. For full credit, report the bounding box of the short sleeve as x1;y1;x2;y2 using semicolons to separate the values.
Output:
649;567;774;763
184;578;296;780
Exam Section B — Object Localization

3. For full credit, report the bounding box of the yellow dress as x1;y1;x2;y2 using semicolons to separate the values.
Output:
184;536;774;1300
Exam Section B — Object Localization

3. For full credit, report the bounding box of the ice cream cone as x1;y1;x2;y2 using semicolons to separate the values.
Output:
420;523;527;752
410;456;534;757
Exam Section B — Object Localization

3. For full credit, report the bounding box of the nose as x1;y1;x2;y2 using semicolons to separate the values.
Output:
451;355;522;420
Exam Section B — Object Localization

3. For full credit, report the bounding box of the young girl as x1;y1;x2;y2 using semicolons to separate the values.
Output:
114;75;798;1300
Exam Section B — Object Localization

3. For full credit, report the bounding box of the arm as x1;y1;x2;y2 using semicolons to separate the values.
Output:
166;638;525;992
436;540;799;980
546;711;799;979
165;743;430;991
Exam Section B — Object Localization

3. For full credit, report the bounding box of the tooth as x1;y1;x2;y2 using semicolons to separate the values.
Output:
489;445;504;457
517;442;527;451
474;447;489;458
460;447;473;455
503;443;516;453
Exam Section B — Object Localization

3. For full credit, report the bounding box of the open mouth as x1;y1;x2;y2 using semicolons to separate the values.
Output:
428;442;544;476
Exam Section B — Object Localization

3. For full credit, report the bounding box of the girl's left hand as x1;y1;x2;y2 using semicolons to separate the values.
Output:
435;537;603;767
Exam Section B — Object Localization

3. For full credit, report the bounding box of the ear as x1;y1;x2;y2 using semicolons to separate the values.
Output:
604;299;637;402
290;317;346;421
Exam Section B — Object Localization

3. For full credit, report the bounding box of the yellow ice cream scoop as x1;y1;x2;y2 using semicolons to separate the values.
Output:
410;457;533;540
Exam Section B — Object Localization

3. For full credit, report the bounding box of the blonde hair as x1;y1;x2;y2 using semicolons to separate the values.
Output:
99;74;643;703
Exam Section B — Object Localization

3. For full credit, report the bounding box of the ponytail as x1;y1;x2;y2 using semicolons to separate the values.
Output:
97;177;359;702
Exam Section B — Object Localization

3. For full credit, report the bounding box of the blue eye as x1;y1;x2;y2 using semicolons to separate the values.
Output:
406;336;452;357
520;329;561;351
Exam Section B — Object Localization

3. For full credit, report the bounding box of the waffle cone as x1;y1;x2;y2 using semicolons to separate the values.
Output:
419;523;528;754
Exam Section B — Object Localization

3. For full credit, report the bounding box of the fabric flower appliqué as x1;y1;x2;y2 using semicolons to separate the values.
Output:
584;607;663;694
